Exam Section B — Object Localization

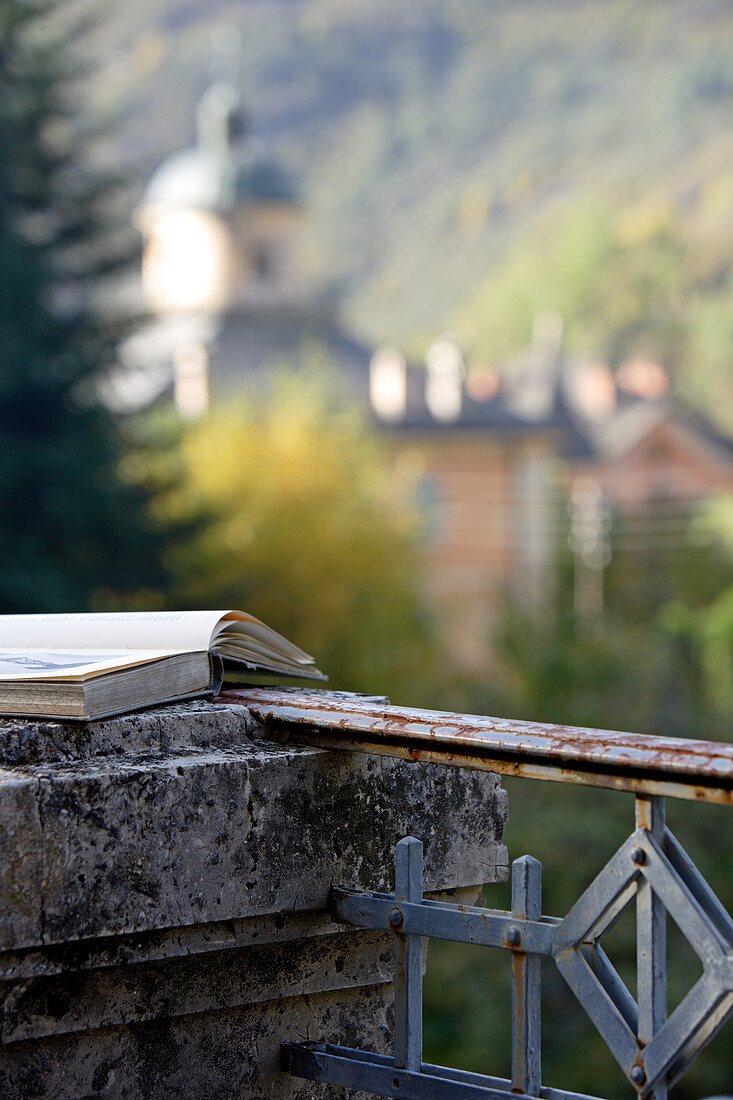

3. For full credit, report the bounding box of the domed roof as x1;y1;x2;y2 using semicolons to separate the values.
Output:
143;143;298;212
142;81;298;213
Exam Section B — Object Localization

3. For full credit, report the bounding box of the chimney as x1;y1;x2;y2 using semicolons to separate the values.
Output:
425;338;464;423
369;347;407;421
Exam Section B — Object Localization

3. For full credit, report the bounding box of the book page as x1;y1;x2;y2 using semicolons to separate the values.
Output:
0;649;182;681
0;612;228;653
214;613;314;663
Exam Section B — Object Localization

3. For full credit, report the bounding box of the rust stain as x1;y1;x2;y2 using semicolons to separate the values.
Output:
216;688;733;804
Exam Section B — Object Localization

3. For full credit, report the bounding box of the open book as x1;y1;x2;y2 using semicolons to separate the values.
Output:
0;610;326;720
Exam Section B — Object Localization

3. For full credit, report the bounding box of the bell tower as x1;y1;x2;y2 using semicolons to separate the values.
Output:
136;36;304;321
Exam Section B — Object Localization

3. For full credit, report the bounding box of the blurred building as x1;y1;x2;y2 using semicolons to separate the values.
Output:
571;394;733;512
369;340;559;668
370;319;733;657
126;70;733;670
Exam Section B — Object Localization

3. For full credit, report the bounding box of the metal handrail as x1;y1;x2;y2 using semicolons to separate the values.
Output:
218;687;733;804
218;688;733;1099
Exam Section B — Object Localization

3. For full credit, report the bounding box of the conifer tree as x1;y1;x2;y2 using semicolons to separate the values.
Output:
0;0;169;611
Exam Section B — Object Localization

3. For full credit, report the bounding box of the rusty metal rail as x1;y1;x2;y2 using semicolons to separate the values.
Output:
217;687;733;804
217;688;733;1100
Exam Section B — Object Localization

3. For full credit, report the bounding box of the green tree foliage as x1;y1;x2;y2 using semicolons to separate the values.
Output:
155;371;435;696
660;496;733;718
456;201;687;366
0;0;170;612
454;197;733;430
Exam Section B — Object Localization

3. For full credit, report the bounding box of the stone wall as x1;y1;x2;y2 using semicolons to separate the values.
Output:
0;694;508;1098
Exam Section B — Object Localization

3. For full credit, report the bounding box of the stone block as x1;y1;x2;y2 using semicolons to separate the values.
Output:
0;695;508;1098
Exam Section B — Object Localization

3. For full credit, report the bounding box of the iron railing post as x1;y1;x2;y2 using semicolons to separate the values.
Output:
393;836;424;1073
636;795;667;1098
510;854;542;1095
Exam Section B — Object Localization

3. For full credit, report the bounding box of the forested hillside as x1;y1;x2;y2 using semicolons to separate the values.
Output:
89;0;733;409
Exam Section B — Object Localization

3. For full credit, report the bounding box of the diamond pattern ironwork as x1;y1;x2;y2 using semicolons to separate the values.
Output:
284;800;733;1100
554;825;733;1094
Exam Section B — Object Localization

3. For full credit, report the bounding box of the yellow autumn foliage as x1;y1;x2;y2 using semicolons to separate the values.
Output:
157;370;435;697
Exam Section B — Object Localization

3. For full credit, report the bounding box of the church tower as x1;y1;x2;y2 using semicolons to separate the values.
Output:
137;75;305;319
130;31;340;417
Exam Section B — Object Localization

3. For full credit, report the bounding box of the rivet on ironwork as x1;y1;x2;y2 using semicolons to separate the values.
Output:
388;907;403;928
629;1066;645;1085
630;846;646;865
505;925;521;946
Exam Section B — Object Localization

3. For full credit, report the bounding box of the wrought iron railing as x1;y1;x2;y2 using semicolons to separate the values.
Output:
222;689;733;1099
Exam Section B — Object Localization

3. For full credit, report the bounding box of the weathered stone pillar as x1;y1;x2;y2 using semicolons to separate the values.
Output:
0;694;507;1098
